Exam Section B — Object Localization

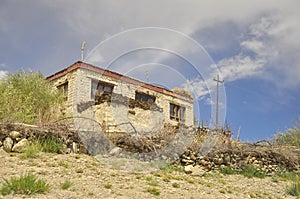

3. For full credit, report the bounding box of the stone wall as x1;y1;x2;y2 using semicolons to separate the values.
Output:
179;135;300;175
0;123;87;154
50;67;194;135
2;122;298;176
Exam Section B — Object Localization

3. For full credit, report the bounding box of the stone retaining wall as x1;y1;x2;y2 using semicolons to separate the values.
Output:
0;123;87;154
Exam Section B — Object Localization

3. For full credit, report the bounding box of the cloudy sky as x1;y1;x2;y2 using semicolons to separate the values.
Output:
1;0;299;141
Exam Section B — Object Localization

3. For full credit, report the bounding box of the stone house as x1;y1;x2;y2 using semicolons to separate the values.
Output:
46;61;194;133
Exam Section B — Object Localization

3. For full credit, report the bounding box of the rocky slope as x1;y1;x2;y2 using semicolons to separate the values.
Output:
0;149;297;199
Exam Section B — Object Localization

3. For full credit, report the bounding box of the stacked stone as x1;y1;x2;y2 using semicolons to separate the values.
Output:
179;144;300;176
0;123;87;154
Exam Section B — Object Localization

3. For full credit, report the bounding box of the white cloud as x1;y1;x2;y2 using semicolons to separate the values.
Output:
1;0;300;90
218;55;266;82
0;70;8;79
214;13;300;89
184;78;211;98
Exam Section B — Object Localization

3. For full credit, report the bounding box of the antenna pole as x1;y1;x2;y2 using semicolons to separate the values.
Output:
81;40;86;61
213;74;224;129
146;69;149;82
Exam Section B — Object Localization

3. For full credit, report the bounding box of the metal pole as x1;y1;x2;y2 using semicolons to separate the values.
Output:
213;74;224;129
81;40;86;61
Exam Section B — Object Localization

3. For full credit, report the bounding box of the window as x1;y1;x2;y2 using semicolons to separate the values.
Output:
57;82;68;100
170;103;185;122
91;80;114;99
135;91;156;103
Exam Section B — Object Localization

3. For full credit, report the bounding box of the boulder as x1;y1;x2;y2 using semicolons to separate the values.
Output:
9;131;21;139
12;139;28;153
3;137;13;152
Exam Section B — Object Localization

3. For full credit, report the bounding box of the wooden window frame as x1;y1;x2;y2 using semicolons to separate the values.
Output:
170;103;186;122
57;82;68;100
135;91;156;103
91;79;114;99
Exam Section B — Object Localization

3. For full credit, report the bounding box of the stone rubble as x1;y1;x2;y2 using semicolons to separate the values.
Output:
0;123;86;154
3;137;13;152
0;122;299;176
179;142;300;175
11;138;28;152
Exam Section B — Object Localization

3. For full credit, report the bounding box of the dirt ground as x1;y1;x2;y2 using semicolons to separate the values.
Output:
0;148;296;199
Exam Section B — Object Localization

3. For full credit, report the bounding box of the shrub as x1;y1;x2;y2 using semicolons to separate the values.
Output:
274;118;300;147
161;164;184;173
145;187;160;196
147;179;159;186
37;137;63;153
240;165;265;179
75;168;84;173
21;141;43;159
286;178;300;196
60;180;73;190
277;171;300;181
104;183;112;189
0;173;50;195
58;161;69;168
21;137;63;158
0;70;64;124
172;182;180;188
220;166;237;175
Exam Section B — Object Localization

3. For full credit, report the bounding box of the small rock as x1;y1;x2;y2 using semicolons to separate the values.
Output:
65;148;72;154
214;158;223;165
190;153;196;161
79;145;88;154
204;164;212;171
9;131;21;139
190;165;206;176
182;158;194;164
253;160;259;164
72;142;78;153
3;137;13;152
12;138;28;152
184;165;194;174
109;147;122;156
161;155;168;160
224;155;231;164
200;159;207;166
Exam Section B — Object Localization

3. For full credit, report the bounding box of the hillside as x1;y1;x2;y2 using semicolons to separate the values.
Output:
0;149;297;199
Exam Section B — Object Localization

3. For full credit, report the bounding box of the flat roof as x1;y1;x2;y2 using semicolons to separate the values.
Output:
46;61;193;103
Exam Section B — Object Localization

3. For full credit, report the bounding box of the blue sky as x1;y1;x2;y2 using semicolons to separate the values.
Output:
1;0;300;141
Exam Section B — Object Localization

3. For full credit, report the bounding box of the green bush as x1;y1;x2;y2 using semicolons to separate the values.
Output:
21;137;63;158
104;183;112;189
274;118;300;147
0;173;50;195
286;178;300;196
21;141;43;159
220;166;237;175
240;165;265;179
172;182;180;188
60;180;73;190
277;171;300;181
37;137;63;153
145;187;160;196
161;164;184;173
0;70;64;124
